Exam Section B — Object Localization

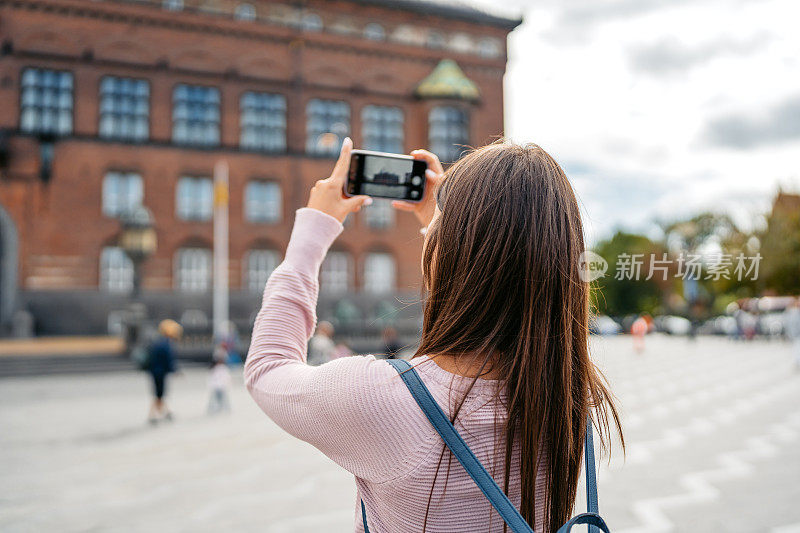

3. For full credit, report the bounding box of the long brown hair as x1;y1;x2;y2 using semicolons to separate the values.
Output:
415;142;623;532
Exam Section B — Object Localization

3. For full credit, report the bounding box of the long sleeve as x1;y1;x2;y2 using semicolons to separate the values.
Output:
244;208;437;484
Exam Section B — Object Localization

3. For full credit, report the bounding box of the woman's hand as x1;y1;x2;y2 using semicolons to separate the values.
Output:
391;149;445;228
307;137;371;223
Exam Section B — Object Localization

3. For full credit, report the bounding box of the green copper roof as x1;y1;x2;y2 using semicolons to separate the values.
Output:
415;59;480;101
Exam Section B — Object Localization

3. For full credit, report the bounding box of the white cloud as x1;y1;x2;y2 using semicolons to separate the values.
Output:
465;0;800;242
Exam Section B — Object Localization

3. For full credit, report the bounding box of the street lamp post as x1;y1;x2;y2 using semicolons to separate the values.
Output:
119;206;157;355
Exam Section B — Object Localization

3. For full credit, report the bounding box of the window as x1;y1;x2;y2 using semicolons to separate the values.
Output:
99;76;149;141
172;84;220;146
246;249;280;292
176;176;213;221
20;68;73;135
426;30;446;49
478;38;502;58
364;252;395;294
364;23;385;41
363;199;394;229
301;12;323;32
245;181;281;223
429;106;469;163
240;92;286;151
103;171;143;217
234;3;256;21
163;0;183;11
306;99;350;156
320;251;352;293
361;105;403;153
100;247;134;293
175;248;211;292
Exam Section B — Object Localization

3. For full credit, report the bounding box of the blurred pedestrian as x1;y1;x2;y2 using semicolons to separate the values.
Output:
208;346;232;414
147;319;182;424
784;298;800;370
217;320;242;365
382;326;402;359
308;321;335;366
631;316;647;354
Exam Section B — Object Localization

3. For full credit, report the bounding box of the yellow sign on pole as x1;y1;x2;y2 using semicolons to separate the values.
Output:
214;180;229;207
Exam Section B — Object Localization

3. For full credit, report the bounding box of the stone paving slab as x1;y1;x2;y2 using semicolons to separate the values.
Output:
1;335;799;532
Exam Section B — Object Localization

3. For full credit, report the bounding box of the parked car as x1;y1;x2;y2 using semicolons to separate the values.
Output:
589;315;622;335
654;315;692;336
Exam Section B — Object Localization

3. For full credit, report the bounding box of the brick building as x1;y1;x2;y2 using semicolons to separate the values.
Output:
0;0;520;339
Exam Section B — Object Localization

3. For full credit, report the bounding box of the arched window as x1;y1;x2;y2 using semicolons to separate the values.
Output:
100;247;134;293
429;106;469;163
175;248;211;292
301;12;323;32
240;91;286;151
162;0;183;11
361;105;403;153
364;22;385;41
234;3;256;21
320;251;352;293
245;181;281;223
363;252;395;294
246;249;280;292
306;99;350;156
103;171;143;218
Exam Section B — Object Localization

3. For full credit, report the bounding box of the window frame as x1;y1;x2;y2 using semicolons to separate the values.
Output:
100;246;134;293
98;75;150;142
175;176;213;222
19;67;74;136
361;104;404;153
174;247;212;293
320;250;353;294
239;91;287;152
306;98;351;157
245;248;281;292
363;251;396;294
428;105;470;163
102;170;144;218
171;83;221;147
244;180;282;224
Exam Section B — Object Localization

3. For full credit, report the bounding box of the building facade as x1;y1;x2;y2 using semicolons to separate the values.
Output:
0;0;520;339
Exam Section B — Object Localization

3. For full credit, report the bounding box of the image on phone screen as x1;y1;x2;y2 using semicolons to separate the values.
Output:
346;150;427;202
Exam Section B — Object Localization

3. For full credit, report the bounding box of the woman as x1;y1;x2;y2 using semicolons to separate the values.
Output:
147;319;182;423
245;138;622;532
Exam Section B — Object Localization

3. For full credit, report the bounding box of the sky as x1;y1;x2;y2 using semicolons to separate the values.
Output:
461;0;800;244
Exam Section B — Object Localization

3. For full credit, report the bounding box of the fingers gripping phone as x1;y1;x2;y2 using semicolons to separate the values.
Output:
345;150;427;202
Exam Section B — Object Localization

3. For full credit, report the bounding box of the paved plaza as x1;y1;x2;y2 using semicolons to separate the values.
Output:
1;336;799;532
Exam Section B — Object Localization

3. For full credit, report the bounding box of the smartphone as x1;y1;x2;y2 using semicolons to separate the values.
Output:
346;149;427;202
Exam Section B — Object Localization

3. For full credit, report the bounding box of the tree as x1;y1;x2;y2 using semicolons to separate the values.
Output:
591;231;664;316
759;192;800;294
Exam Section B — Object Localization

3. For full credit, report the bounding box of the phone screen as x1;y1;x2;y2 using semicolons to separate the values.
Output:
346;152;427;202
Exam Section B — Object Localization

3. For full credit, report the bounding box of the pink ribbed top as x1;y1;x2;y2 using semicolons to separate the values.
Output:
245;208;547;532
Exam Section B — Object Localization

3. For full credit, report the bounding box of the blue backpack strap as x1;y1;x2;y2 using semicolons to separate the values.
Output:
361;358;605;533
386;358;535;533
360;498;369;532
585;414;599;532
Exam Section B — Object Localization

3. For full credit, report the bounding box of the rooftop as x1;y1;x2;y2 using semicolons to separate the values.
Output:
350;0;523;30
